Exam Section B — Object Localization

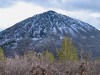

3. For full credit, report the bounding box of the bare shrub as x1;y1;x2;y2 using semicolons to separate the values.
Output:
0;54;100;75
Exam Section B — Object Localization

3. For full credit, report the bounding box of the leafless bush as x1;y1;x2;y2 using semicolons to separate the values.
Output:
0;54;100;75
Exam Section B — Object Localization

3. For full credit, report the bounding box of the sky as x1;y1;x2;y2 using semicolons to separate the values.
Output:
0;0;100;31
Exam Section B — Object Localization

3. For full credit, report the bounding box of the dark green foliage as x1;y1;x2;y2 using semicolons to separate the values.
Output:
57;37;78;62
0;37;3;40
2;39;16;47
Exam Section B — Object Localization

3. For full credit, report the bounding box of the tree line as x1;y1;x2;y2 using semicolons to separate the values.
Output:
0;37;78;62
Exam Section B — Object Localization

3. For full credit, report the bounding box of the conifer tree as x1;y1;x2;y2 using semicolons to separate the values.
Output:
0;47;5;62
43;50;55;62
57;37;78;62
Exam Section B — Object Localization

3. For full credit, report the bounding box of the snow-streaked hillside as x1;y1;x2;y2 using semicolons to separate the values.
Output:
0;10;100;58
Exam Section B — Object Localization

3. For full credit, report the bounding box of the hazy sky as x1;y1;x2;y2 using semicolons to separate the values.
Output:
0;0;100;31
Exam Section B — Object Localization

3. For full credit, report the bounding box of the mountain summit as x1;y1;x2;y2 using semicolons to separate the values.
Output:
0;10;100;58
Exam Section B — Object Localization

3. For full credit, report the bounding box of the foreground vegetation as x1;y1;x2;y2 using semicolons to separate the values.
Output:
0;37;100;75
0;54;100;75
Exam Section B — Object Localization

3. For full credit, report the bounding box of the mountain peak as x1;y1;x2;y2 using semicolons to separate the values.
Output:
0;10;100;58
43;10;57;15
46;10;56;13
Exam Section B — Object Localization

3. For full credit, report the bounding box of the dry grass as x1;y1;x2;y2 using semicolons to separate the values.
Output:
0;55;100;75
